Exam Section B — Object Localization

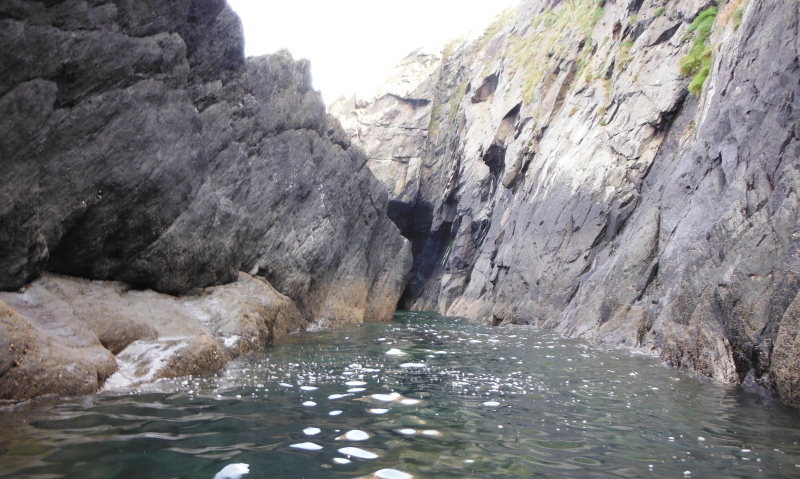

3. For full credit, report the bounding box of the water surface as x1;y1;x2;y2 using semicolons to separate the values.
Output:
2;311;799;478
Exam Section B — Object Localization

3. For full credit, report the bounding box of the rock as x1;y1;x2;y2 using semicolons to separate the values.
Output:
332;0;800;404
0;272;307;396
0;297;117;402
330;48;441;237
0;0;411;326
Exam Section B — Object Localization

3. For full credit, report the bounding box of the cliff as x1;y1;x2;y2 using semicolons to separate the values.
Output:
0;0;411;401
331;0;800;405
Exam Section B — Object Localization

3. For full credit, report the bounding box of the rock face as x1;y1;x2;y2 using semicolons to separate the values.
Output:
0;0;411;400
0;0;410;320
331;0;800;405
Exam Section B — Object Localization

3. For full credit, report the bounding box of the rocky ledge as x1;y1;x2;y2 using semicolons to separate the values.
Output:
1;272;305;401
331;0;800;405
0;0;411;401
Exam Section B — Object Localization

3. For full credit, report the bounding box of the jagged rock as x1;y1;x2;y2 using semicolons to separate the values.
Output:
0;0;411;320
0;0;411;400
330;49;441;237
332;0;800;405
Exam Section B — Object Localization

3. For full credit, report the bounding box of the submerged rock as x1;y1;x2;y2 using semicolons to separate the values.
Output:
331;0;800;405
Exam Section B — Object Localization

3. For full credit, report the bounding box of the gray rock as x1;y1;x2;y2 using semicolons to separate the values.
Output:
0;0;411;323
333;0;800;405
0;0;411;400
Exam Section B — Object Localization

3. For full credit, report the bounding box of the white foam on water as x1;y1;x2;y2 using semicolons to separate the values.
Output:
401;398;421;405
400;363;426;368
375;468;413;479
338;447;378;459
348;388;366;393
290;442;323;451
303;427;321;435
330;410;343;416
386;348;406;356
483;401;501;407
279;383;293;388
213;463;250;479
302;401;317;406
328;393;351;400
368;408;389;414
300;386;318;391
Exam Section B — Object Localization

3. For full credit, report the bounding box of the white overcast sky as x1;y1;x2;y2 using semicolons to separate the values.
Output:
226;0;520;104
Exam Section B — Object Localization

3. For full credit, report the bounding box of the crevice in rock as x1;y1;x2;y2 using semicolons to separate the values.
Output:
482;144;507;178
471;73;499;103
387;93;432;108
397;217;455;309
648;22;681;47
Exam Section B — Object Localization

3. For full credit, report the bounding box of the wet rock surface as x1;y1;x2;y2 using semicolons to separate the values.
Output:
332;0;800;405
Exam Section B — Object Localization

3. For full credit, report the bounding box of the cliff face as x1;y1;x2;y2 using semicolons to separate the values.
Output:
0;0;411;400
331;0;800;404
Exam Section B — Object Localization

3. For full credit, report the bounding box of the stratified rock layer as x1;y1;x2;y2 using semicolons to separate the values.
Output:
332;0;800;405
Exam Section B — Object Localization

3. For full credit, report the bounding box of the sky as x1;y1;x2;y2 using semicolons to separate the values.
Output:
226;0;520;104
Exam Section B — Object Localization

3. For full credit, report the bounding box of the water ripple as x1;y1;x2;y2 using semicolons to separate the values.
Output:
2;312;800;478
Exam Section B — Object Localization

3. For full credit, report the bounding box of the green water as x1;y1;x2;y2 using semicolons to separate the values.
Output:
2;311;800;478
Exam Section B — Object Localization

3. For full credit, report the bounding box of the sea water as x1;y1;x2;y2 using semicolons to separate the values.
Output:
1;311;800;478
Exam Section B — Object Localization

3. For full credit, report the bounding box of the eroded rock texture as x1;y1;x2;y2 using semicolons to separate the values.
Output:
332;0;800;405
0;0;411;400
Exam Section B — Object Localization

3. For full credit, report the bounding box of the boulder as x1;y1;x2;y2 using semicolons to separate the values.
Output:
0;272;307;397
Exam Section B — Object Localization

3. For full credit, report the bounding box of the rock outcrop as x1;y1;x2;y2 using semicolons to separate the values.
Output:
0;272;305;400
0;0;411;400
331;0;800;405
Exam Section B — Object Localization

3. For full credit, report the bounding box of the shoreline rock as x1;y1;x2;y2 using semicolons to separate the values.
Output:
0;272;307;401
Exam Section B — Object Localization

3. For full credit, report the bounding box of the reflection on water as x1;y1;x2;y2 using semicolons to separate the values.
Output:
213;463;249;479
1;311;800;478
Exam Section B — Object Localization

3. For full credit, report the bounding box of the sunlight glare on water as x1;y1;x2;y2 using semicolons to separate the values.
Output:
1;311;800;478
